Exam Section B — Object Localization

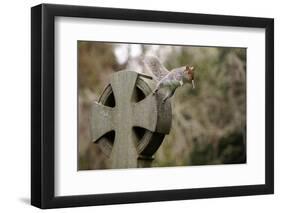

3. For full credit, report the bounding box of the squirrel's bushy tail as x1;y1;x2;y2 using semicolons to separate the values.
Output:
143;56;169;81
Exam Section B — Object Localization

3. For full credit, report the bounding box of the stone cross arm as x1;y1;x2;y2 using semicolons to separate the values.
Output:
90;71;171;169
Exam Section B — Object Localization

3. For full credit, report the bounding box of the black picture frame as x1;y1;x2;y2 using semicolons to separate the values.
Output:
31;3;274;209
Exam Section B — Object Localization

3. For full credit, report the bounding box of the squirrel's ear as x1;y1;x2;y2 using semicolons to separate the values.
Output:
186;65;195;71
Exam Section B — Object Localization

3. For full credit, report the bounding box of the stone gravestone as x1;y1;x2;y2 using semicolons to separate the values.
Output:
90;70;172;169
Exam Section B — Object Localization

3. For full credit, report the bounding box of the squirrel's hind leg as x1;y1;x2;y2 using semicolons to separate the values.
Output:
152;82;162;95
152;88;158;95
162;88;177;103
162;93;172;103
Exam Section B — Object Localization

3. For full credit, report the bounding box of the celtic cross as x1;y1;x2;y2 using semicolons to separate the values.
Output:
90;71;171;169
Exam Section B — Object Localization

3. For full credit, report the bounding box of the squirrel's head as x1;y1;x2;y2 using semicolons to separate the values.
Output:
184;66;195;89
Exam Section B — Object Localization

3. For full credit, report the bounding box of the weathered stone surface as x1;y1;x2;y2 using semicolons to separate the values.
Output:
90;70;172;169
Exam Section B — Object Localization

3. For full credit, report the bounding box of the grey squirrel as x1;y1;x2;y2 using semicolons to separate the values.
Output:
143;56;195;103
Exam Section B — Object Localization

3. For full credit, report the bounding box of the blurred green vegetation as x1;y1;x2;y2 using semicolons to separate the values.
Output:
78;41;246;170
